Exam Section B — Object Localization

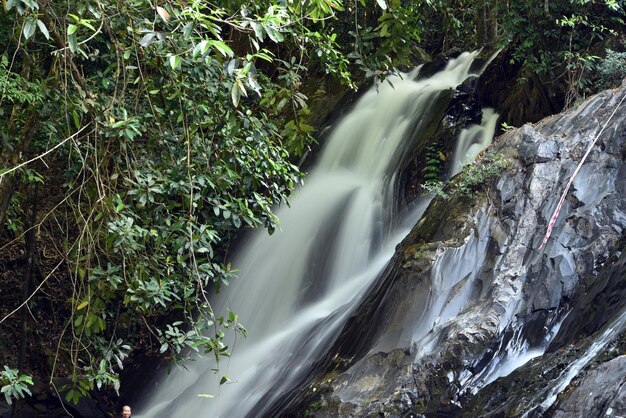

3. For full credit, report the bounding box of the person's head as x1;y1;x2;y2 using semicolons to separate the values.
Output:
121;405;131;418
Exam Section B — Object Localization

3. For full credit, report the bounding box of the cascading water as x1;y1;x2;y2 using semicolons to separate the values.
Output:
138;51;497;418
460;313;565;395
525;307;626;416
451;108;498;176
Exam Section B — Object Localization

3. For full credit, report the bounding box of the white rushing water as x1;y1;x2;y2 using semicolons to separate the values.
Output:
138;51;496;418
451;108;499;176
528;307;626;416
460;314;565;395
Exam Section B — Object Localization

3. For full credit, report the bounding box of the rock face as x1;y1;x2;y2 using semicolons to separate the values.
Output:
462;247;626;417
551;356;626;418
285;83;626;416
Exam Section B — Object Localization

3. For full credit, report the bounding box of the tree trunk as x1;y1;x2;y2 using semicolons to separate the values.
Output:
18;185;38;370
12;187;38;418
0;113;39;230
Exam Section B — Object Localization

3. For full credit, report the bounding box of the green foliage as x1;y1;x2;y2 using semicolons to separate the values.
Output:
420;143;446;195
423;154;508;200
594;48;626;89
422;143;445;182
498;0;624;105
4;192;23;234
420;178;446;197
413;0;624;106
60;337;129;404
0;0;435;403
348;0;428;80
0;366;33;405
450;155;508;198
0;56;43;106
501;122;516;132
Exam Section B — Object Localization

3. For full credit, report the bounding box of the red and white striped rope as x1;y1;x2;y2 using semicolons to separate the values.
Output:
539;91;626;250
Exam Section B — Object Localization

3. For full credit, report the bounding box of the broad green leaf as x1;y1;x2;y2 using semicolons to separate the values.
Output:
72;111;80;129
379;22;389;37
193;40;209;57
265;26;284;43
68;33;78;53
79;19;96;31
169;55;181;70
182;22;194;38
36;19;50;40
210;40;234;57
139;33;156;48
23;19;36;40
231;82;240;107
235;78;247;97
242;61;252;75
250;21;264;41
255;51;274;62
6;0;17;11
226;59;237;75
68;24;78;35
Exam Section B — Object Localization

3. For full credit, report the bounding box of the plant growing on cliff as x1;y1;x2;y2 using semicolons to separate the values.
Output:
420;142;446;196
594;48;626;89
451;154;508;198
422;154;508;200
0;366;32;405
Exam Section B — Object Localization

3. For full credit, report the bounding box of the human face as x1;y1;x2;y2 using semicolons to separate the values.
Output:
122;406;131;418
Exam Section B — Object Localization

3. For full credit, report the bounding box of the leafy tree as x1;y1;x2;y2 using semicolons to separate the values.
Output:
0;0;423;404
498;0;624;106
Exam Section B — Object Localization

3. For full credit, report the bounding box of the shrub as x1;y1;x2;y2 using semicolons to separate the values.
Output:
595;49;626;89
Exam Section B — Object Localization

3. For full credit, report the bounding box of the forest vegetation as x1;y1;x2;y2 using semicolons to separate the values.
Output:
0;0;625;409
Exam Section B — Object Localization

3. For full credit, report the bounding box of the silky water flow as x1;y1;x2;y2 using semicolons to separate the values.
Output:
138;51;497;418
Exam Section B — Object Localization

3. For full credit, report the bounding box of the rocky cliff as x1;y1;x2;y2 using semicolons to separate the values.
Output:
286;82;626;417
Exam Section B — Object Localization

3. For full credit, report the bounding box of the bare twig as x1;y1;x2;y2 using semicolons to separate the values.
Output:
0;259;64;325
0;124;91;179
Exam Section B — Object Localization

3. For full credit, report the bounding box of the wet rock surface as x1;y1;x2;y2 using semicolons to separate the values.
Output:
285;83;626;417
551;356;626;418
462;246;626;417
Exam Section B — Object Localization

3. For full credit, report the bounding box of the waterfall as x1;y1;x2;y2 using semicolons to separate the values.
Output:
460;313;566;395
137;51;496;418
451;108;499;176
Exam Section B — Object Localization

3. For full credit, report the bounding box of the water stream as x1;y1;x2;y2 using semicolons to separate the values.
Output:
138;51;497;418
451;108;499;176
524;307;626;416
